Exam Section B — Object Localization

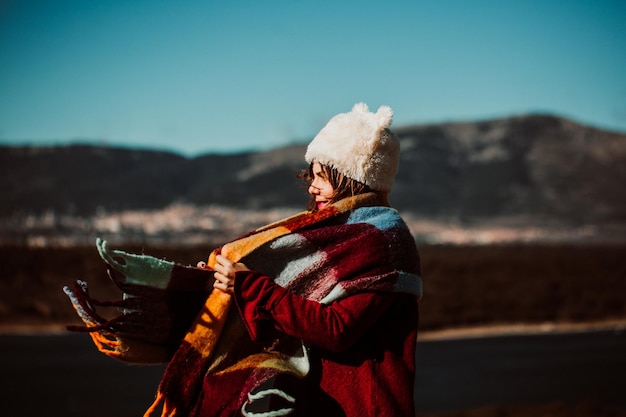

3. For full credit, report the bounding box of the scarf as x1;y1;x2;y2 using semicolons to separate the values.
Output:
64;193;422;416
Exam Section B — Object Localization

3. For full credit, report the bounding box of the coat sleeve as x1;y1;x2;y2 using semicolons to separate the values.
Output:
233;270;401;352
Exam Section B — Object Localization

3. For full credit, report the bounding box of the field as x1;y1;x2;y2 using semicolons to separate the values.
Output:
1;243;625;331
1;243;625;417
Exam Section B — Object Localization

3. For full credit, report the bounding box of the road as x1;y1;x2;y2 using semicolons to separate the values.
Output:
413;329;626;414
0;329;624;416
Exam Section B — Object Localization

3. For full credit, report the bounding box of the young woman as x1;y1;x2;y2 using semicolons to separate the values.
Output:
66;103;422;417
199;103;423;417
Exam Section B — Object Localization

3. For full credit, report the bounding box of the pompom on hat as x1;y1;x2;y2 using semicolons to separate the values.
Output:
305;102;400;192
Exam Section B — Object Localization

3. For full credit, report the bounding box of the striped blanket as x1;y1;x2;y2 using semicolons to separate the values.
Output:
64;192;422;416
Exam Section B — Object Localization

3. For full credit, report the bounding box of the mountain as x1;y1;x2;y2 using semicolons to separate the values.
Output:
1;114;625;229
0;143;308;217
391;114;626;223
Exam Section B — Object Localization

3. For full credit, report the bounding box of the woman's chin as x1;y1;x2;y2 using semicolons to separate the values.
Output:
316;202;329;210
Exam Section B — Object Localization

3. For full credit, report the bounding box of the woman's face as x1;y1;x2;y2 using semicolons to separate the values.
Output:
308;162;335;210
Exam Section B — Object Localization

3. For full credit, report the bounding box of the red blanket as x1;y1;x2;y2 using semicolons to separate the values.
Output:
64;193;422;416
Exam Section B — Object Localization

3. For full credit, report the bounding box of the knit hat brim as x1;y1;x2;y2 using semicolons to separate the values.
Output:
305;103;400;192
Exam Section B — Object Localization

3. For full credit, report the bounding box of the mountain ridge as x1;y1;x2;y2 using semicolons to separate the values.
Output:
1;114;625;226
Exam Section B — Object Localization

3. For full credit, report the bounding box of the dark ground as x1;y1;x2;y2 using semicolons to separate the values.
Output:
1;243;625;330
1;243;625;416
0;330;624;417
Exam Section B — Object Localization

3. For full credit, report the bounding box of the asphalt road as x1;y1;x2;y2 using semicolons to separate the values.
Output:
413;329;626;414
0;329;624;416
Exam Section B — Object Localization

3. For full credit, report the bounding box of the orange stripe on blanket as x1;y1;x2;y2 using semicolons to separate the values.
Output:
182;289;233;360
213;352;308;377
184;225;293;361
215;225;293;264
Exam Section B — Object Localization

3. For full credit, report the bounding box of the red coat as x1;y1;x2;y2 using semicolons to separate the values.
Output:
232;270;420;417
187;202;422;417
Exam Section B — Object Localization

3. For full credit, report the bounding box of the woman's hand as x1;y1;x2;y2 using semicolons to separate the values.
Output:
212;254;249;294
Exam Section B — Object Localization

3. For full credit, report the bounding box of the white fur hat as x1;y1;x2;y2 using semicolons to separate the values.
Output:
305;102;400;192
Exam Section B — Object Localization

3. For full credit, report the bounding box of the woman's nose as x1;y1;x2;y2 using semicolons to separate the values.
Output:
309;183;319;195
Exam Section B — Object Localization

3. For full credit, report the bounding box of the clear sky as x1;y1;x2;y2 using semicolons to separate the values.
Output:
1;0;625;156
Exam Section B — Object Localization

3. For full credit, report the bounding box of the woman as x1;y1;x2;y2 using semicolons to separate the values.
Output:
199;103;423;417
65;103;422;417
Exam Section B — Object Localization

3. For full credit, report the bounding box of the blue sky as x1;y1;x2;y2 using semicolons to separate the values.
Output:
1;0;625;156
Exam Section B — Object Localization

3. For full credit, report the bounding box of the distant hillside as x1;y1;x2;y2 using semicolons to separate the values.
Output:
0;144;309;216
1;114;625;225
392;114;626;223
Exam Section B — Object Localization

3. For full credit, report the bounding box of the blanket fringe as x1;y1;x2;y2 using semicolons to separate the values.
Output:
144;391;183;417
144;392;168;417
